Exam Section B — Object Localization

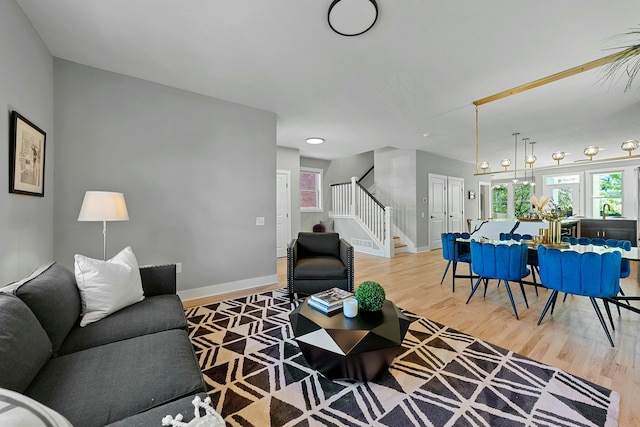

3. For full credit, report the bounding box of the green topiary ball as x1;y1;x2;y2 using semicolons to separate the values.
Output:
355;281;386;312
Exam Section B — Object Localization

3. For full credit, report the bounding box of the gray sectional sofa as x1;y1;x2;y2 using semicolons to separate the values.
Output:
0;262;207;426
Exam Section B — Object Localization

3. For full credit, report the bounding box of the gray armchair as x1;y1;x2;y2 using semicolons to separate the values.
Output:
287;232;354;300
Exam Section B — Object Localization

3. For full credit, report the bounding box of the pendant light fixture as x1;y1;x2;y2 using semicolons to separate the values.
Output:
528;141;536;186
584;145;599;160
621;139;639;156
520;137;529;185
552;151;565;165
511;132;519;183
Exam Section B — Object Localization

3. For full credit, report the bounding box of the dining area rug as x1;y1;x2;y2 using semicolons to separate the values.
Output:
185;289;619;426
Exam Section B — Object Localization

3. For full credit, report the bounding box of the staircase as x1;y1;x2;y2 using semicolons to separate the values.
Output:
330;177;394;258
393;236;408;254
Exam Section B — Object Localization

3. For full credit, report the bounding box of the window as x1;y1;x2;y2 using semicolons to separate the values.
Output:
492;185;507;218
491;183;531;218
514;183;532;218
544;174;581;217
300;167;323;212
591;171;623;217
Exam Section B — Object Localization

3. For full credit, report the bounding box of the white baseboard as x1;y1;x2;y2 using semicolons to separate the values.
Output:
178;274;279;302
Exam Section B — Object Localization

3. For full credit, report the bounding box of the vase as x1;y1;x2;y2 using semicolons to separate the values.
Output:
548;220;562;244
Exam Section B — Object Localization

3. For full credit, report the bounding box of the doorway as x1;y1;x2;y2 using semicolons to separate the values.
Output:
276;170;291;258
479;181;491;220
428;174;465;249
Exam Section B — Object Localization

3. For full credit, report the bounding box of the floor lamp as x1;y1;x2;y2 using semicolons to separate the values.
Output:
77;191;129;260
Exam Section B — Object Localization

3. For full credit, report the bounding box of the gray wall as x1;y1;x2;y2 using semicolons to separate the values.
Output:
299;157;331;231
0;0;54;284
416;150;478;249
298;151;375;232
326;151;374;187
53;60;277;292
277;146;301;237
374;148;418;246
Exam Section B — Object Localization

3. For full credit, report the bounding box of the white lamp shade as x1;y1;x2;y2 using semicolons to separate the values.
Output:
78;191;129;221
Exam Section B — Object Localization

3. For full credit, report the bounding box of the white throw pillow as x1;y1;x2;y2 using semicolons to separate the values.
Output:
74;246;145;327
0;387;73;427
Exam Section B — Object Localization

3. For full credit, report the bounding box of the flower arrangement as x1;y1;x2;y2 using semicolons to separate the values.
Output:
355;281;386;312
530;195;565;221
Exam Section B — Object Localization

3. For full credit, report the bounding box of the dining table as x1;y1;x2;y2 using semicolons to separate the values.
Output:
455;238;640;314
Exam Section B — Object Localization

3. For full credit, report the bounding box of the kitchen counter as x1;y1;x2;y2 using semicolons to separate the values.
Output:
577;218;637;246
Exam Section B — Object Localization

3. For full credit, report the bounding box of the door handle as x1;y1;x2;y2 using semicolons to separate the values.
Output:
430;216;435;219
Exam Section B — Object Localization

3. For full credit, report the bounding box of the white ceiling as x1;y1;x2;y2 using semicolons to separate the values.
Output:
15;0;640;168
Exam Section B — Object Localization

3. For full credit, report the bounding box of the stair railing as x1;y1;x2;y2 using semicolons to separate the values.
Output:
331;177;392;257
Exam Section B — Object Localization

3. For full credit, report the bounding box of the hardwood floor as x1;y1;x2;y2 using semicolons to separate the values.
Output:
184;250;640;425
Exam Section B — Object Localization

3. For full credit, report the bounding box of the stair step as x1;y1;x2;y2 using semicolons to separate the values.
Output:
394;243;407;249
393;235;400;239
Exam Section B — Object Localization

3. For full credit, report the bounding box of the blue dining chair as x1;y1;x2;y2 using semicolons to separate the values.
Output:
562;236;579;245
500;233;539;295
578;237;592;245
466;240;530;319
561;237;631;311
440;233;472;292
499;233;533;242
537;246;622;347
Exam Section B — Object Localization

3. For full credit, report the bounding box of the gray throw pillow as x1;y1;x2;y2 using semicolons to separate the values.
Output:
6;263;81;356
0;294;52;393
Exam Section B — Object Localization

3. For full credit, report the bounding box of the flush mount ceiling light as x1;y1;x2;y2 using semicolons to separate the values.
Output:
305;137;325;145
328;0;378;37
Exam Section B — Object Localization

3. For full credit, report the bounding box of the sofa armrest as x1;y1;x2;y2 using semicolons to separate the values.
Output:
139;264;177;297
339;239;354;292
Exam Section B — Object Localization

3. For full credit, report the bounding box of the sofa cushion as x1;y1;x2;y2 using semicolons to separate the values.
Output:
0;294;52;393
26;329;204;427
0;387;72;427
297;232;340;257
104;393;208;427
74;246;145;327
2;262;81;356
58;294;187;356
294;257;347;279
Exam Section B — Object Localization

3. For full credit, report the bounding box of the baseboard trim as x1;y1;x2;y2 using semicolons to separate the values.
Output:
178;274;279;302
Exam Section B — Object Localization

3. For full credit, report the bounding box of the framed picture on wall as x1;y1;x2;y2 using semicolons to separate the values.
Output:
9;111;46;197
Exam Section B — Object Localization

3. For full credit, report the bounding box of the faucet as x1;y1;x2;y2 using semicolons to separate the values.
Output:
602;203;611;220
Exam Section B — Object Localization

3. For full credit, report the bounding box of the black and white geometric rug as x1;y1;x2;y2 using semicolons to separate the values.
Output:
186;289;620;426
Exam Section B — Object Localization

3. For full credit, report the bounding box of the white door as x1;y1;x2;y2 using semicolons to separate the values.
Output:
447;177;465;233
428;174;447;249
276;170;291;258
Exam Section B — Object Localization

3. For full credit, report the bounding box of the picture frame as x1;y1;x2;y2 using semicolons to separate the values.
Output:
9;111;46;197
468;190;476;200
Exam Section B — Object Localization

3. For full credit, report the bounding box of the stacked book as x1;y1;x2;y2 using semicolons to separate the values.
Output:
307;287;354;315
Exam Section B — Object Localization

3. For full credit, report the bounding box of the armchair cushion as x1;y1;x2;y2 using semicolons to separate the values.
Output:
296;232;340;258
294;257;347;280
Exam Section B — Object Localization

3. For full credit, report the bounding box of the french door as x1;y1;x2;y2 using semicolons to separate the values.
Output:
428;174;464;249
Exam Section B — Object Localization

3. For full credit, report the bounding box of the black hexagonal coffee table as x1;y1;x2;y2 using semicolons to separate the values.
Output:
289;299;410;381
